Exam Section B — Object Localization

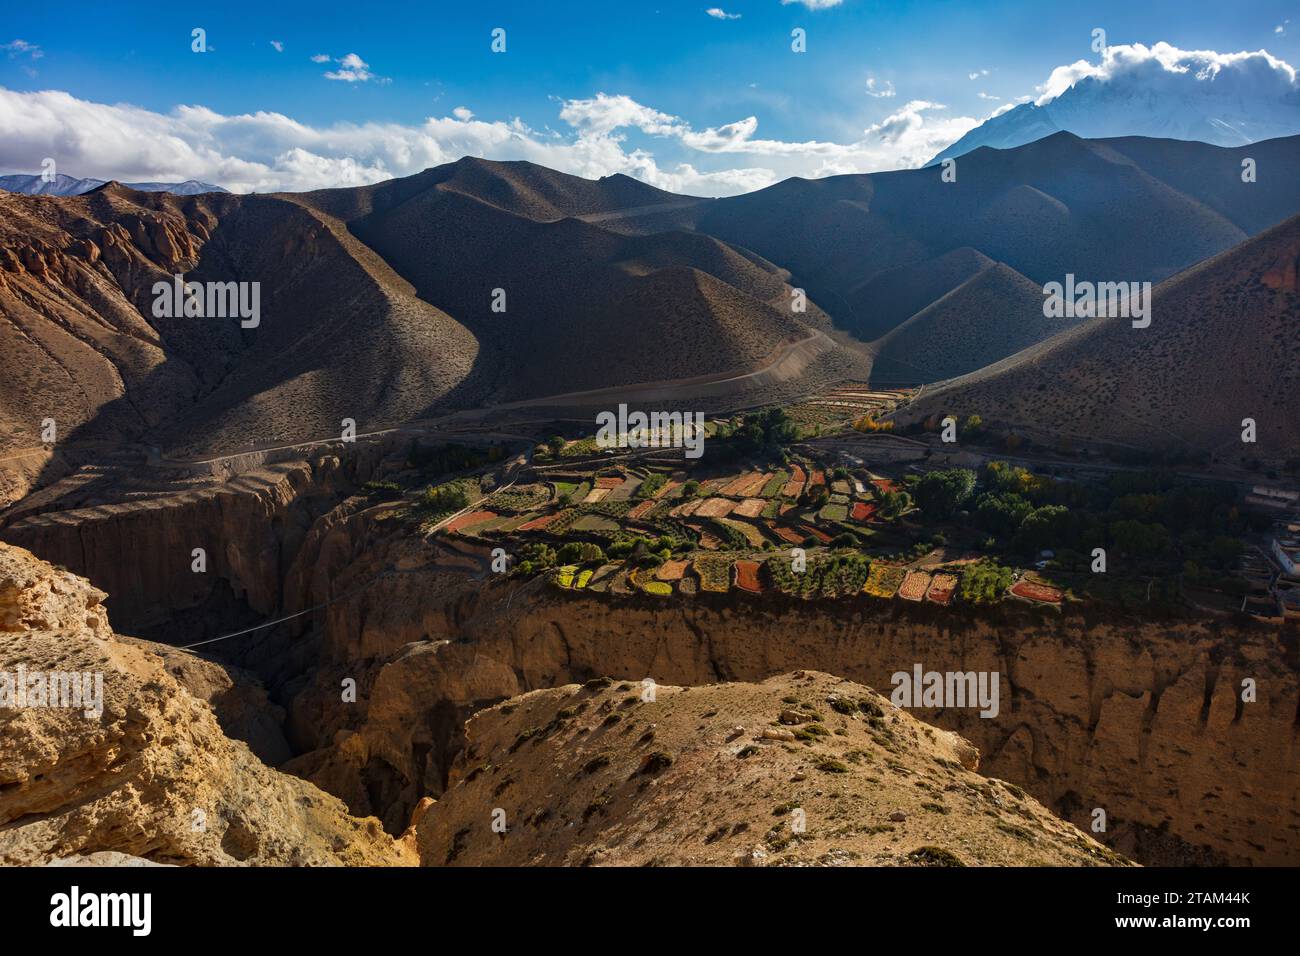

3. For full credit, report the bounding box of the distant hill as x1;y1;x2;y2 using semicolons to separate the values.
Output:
0;162;835;456
869;261;1067;386
896;213;1300;459
692;132;1300;380
0;173;227;196
4;141;1300;459
296;160;829;403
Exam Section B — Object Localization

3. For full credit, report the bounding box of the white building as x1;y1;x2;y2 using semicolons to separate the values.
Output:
1273;535;1300;578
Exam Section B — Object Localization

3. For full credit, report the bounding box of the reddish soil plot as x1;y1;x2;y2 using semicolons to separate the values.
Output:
734;560;763;593
850;501;877;522
656;559;690;581
809;470;826;487
656;480;681;499
801;525;833;544
696;497;737;518
782;480;806;498
518;511;564;532
872;479;901;494
926;573;958;605
445;510;498;533
789;464;807;482
898;570;932;602
779;503;797;516
672;498;704;517
770;524;805;545
627;500;656;520
1010;580;1063;604
721;472;760;496
594;476;624;489
732;498;766;518
736;472;771;497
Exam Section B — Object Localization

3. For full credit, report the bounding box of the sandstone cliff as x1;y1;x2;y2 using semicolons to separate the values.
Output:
0;541;413;866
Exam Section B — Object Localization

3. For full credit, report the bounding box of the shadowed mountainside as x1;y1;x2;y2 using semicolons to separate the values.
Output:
897;212;1300;457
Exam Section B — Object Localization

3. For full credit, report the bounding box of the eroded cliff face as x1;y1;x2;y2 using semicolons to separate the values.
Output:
6;454;1294;866
284;556;1298;866
0;541;414;866
0;443;397;636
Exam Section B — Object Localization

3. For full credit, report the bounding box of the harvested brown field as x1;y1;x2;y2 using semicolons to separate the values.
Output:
734;560;763;593
732;498;766;518
518;511;564;532
770;524;806;545
656;559;690;582
898;570;932;602
1010;580;1064;604
627;500;656;520
695;497;737;518
850;501;877;522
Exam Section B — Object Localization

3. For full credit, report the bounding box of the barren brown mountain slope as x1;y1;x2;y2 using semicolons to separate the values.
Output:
897;212;1300;458
295;155;690;224
1;158;840;465
417;672;1129;867
845;246;996;342
869;261;1075;385
0;182;480;459
0;541;414;866
314;178;831;400
694;133;1300;358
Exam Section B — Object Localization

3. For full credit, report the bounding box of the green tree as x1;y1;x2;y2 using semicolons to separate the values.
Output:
913;469;976;520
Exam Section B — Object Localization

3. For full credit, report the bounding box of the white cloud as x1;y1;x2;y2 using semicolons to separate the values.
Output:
310;53;330;63
1277;20;1289;36
705;8;741;19
977;91;999;100
780;0;843;9
323;53;387;83
866;77;896;98
2;39;43;59
270;41;284;53
0;85;981;197
968;69;989;80
1032;41;1298;107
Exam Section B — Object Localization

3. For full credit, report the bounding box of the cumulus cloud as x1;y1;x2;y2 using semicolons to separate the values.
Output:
780;0;843;9
1032;41;1298;106
310;53;330;63
323;53;386;83
705;8;741;19
0;85;981;197
270;40;284;53
968;69;989;80
977;91;999;100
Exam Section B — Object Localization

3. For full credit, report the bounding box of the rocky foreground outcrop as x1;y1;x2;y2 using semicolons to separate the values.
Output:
283;545;1299;866
0;542;413;865
417;671;1130;866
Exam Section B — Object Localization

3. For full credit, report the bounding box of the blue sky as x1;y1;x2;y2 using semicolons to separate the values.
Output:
1;1;1297;193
